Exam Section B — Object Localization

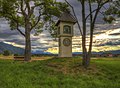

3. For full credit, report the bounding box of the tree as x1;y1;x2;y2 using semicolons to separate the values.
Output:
104;0;120;22
0;0;68;61
64;0;111;68
3;50;11;56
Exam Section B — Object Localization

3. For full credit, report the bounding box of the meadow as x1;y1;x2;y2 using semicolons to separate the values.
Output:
0;57;120;88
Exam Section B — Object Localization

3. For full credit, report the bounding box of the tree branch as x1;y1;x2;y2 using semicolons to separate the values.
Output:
4;12;25;37
29;2;44;18
25;0;31;16
31;3;44;9
88;0;93;23
20;0;27;17
30;13;42;31
99;11;105;17
92;0;110;24
85;8;98;20
16;23;25;37
15;17;26;37
65;0;83;36
113;1;120;10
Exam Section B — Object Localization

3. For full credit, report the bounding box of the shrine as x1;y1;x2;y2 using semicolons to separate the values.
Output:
56;12;77;57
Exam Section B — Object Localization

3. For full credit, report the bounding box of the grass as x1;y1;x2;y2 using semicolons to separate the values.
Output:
0;57;120;88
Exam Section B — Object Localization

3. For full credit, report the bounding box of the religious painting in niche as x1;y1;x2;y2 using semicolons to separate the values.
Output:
63;25;71;34
63;38;71;46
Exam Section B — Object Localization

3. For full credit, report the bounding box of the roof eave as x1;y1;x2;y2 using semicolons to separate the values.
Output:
55;20;77;26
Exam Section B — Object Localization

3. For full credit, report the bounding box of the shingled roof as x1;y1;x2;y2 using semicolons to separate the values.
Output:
55;12;77;26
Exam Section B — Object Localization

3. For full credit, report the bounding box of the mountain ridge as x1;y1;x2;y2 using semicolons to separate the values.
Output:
0;42;24;55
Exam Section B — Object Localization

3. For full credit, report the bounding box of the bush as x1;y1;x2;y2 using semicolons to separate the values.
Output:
14;53;19;56
3;50;11;56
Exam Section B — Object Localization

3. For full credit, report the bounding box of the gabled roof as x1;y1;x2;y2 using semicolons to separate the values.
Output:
55;12;77;26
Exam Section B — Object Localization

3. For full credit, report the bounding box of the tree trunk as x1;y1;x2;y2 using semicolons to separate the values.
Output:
81;1;88;68
87;24;95;67
82;36;87;66
24;24;31;61
87;29;93;65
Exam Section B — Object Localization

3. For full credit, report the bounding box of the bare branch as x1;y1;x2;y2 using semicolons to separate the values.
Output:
99;11;105;17
92;0;110;24
65;0;83;36
85;9;98;20
103;5;108;10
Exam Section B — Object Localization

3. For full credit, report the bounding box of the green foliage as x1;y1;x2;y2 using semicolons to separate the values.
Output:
0;0;67;33
104;6;118;15
3;50;11;56
104;0;120;23
14;53;19;56
0;58;120;88
103;16;116;23
48;22;58;38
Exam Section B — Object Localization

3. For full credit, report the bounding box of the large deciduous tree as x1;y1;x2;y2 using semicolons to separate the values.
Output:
0;0;67;61
65;0;111;68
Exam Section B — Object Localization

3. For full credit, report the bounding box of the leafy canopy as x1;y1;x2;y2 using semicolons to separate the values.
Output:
0;0;68;35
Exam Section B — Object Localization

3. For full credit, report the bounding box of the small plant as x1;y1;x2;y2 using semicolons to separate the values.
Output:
3;50;11;56
14;53;19;56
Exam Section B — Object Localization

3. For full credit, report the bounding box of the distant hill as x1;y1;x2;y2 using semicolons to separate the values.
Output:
73;50;120;55
0;42;54;55
0;42;24;55
32;50;53;55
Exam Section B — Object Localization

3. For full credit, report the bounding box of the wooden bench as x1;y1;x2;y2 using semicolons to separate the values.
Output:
14;56;24;61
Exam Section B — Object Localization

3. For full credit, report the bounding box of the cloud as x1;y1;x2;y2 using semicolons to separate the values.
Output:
0;18;56;51
0;1;120;52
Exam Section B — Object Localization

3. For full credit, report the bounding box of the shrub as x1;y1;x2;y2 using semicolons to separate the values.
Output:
3;50;11;56
14;53;19;56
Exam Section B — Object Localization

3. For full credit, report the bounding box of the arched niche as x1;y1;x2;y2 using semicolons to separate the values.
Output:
63;25;71;34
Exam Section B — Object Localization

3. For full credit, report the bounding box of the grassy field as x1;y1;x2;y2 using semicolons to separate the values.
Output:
0;57;120;88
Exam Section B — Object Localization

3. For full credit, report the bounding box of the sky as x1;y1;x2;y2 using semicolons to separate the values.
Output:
0;0;120;52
